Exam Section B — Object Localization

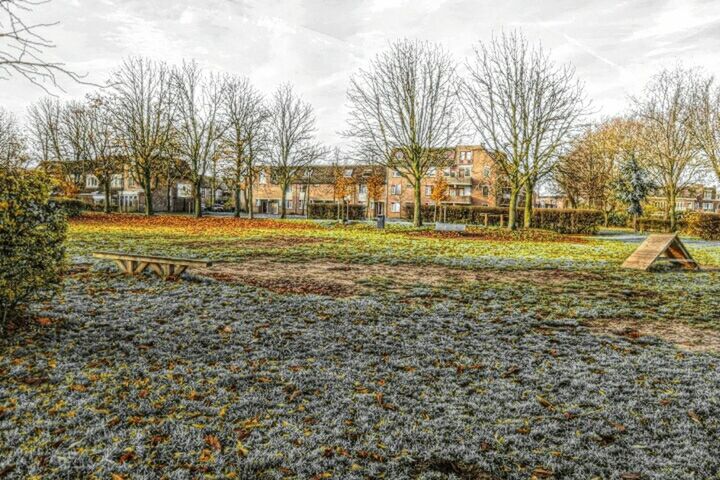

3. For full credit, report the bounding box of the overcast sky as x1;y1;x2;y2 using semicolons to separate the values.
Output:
4;0;720;146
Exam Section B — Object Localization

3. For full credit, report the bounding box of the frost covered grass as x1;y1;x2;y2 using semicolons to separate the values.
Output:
1;214;720;479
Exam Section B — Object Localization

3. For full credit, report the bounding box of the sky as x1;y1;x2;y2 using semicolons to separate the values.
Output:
3;0;720;147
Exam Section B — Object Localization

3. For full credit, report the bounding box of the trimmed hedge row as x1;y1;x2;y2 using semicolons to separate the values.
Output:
50;197;93;218
405;205;604;234
684;212;720;240
308;203;367;220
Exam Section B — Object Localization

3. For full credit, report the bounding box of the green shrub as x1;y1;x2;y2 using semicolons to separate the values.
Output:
1;169;67;333
308;203;367;220
51;197;90;218
404;205;603;234
684;212;720;240
638;217;673;233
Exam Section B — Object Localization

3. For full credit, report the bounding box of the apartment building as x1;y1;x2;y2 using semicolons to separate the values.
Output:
385;145;503;218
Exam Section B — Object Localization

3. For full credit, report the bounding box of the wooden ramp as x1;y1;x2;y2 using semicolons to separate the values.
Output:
621;233;699;271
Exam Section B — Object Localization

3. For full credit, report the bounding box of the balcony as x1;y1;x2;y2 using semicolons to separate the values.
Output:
442;195;472;205
444;175;472;186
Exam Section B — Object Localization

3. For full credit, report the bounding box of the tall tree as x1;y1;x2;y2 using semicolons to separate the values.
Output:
222;76;268;218
172;60;226;217
689;74;720;184
0;0;84;90
85;94;122;212
0;107;26;169
365;168;385;218
267;84;324;219
344;39;464;227
460;31;588;229
111;57;175;216
633;68;705;230
555;118;642;226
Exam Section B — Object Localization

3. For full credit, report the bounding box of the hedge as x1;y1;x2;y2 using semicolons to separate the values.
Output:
684;212;720;240
51;197;92;218
308;203;367;221
404;205;604;234
1;169;67;334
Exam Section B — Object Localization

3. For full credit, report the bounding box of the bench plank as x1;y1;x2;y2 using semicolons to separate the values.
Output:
93;252;212;267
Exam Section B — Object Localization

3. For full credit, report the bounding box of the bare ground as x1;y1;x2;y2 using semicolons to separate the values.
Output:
196;258;603;297
585;318;720;353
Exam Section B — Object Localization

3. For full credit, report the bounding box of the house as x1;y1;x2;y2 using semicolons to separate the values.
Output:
647;185;720;215
250;165;387;216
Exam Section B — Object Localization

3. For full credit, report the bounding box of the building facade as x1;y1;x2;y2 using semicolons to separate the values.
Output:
647;185;720;215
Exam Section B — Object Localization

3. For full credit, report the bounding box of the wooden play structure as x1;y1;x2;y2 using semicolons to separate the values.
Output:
93;252;212;280
621;233;699;271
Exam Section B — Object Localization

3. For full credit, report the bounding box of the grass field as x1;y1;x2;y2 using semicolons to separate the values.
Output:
1;214;720;479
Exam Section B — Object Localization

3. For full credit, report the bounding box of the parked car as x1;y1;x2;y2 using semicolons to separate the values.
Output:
208;203;226;212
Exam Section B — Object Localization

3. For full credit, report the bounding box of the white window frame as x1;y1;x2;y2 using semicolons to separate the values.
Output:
391;202;401;213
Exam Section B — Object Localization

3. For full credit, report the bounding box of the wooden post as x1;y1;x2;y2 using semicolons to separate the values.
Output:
484;213;488;227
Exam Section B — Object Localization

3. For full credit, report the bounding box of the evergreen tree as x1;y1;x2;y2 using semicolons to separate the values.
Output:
615;155;652;232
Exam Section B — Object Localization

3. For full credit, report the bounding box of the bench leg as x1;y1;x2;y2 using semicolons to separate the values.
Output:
114;260;128;274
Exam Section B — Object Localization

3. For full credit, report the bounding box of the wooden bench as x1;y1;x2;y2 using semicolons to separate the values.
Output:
92;252;213;280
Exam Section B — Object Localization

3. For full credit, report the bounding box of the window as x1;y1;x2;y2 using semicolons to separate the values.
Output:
462;186;472;196
705;190;713;200
177;183;192;198
111;174;123;188
86;175;98;188
704;202;713;211
425;185;432;196
285;185;293;195
483;166;491;178
482;185;490;197
427;167;436;177
259;172;267;185
459;151;473;164
358;184;367;194
286;200;293;209
128;176;137;188
392;170;401;178
344;169;353;178
391;202;401;213
391;184;402;195
460;166;471;177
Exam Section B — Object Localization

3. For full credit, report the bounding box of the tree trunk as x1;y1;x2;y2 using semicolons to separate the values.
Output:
234;186;242;218
280;183;287;219
603;211;609;228
633;214;639;232
507;185;519;231
669;190;677;231
166;181;172;213
413;181;423;227
434;203;438;223
247;183;254;219
523;181;533;229
103;180;111;214
194;180;203;218
143;169;154;216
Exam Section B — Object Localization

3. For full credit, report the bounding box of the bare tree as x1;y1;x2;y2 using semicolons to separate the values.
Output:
0;0;85;90
222;75;269;218
172;60;226;217
26;96;59;164
267;83;324;219
460;31;588;229
344;39;463;227
111;57;175;216
633;68;706;230
689;74;720;184
85;94;122;212
0;107;26;169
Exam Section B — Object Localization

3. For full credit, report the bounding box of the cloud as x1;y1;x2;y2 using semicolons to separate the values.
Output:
3;0;720;146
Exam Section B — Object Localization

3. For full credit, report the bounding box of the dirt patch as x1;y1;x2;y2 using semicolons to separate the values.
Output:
196;259;602;296
586;319;720;353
